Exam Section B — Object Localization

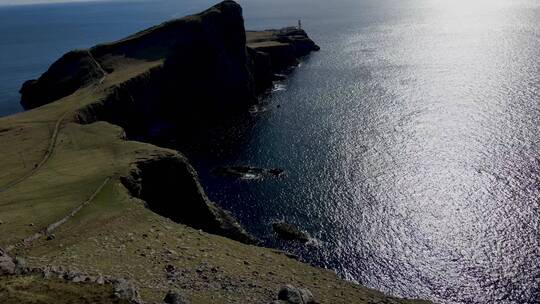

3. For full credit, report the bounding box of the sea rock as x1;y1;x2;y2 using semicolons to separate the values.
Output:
163;290;187;304
277;285;316;304
272;222;310;243
213;166;284;180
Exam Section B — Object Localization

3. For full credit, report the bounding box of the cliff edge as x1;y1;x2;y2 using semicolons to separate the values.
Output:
19;1;320;139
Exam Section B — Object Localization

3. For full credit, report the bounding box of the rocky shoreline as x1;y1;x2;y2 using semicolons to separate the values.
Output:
0;1;430;303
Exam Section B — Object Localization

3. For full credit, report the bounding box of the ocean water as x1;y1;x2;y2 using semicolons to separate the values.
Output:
1;1;540;303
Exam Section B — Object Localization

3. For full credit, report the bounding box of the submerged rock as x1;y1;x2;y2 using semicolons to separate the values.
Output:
272;222;310;243
214;166;284;180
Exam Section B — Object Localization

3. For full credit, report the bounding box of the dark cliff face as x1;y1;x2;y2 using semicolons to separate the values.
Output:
20;0;256;115
247;27;321;74
19;1;319;129
19;50;106;110
121;153;257;244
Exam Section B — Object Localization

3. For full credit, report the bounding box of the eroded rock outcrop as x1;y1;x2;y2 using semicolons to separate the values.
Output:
20;50;106;110
0;252;15;275
121;152;256;244
274;284;317;304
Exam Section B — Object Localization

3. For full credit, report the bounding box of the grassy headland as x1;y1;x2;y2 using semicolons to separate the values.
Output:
0;1;430;303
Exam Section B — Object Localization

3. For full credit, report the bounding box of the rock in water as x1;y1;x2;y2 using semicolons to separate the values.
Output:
247;27;320;74
277;285;316;304
213;166;284;179
272;222;310;243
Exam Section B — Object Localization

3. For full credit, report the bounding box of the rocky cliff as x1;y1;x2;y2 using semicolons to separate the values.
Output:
19;0;319;139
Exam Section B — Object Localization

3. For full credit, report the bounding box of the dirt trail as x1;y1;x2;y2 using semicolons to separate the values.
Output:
5;177;111;253
0;112;68;193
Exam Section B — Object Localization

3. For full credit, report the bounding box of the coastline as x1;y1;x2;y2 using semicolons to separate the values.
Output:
0;1;430;303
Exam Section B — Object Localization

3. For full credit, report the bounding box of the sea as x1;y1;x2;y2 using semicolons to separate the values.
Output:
1;0;539;303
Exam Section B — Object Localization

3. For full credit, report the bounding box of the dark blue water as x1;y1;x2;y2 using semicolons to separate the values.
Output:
2;1;540;303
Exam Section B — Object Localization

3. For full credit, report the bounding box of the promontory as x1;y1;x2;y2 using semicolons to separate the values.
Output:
0;1;430;303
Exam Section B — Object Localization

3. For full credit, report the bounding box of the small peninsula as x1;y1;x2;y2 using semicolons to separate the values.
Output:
0;1;429;303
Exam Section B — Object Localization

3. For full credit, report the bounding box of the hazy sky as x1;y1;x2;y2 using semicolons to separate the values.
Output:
0;0;111;5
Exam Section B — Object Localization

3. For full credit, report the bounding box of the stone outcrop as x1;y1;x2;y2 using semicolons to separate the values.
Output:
0;252;142;304
121;152;256;244
20;50;106;110
274;285;317;304
163;290;187;304
0;252;15;275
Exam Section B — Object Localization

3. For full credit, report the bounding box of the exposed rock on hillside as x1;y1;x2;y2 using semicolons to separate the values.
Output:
0;253;15;275
121;153;256;244
20;50;106;110
275;284;316;304
163;290;187;304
